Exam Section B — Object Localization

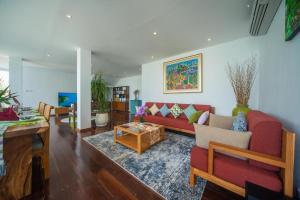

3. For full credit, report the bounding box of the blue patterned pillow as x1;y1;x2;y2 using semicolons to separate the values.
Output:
232;112;247;132
160;104;170;117
183;104;197;119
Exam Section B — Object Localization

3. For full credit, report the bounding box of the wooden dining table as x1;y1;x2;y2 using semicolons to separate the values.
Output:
0;120;49;200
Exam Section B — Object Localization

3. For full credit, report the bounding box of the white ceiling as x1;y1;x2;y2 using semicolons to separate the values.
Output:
0;0;253;76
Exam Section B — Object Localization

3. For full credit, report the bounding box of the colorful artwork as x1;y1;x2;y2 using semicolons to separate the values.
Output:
163;54;202;93
285;0;300;41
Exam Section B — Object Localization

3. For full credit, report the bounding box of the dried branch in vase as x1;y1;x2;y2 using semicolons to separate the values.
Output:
226;57;256;106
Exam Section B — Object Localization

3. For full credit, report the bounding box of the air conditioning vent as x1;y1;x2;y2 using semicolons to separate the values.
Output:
249;0;282;36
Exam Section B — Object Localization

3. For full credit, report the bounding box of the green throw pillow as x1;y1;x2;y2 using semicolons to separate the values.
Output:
188;111;203;124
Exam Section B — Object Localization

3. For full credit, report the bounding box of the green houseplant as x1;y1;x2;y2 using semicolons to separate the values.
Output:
226;58;256;116
0;85;18;110
91;73;109;127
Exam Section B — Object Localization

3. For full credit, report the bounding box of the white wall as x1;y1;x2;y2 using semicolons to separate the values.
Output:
22;66;76;108
115;75;142;100
142;37;259;115
258;1;300;189
114;75;142;111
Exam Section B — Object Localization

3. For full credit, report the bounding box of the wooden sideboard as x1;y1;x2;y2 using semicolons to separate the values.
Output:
112;101;129;112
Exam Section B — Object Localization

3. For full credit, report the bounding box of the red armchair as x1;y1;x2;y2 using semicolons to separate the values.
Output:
190;111;296;198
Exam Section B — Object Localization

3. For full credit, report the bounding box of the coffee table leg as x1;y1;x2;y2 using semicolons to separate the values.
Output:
137;135;142;154
161;127;165;140
114;127;117;144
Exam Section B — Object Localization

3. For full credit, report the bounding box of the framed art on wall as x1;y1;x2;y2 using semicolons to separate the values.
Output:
163;53;202;93
285;0;300;41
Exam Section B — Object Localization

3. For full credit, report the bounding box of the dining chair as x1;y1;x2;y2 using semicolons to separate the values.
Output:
38;102;46;115
33;104;53;180
68;103;77;129
43;104;54;122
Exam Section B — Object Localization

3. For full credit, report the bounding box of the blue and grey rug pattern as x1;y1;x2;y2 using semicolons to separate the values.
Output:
83;131;206;200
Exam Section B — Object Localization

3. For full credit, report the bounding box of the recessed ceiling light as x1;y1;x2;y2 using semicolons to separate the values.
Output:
151;56;154;59
65;14;72;19
153;32;158;36
207;38;212;41
47;54;51;57
247;4;250;8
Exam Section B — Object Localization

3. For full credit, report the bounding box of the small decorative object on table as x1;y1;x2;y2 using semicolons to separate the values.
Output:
226;57;256;116
135;105;148;123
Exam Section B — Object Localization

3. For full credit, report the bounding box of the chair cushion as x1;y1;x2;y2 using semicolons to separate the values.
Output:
32;134;44;150
190;146;282;192
194;123;251;159
247;111;282;171
209;113;235;130
232;112;247;132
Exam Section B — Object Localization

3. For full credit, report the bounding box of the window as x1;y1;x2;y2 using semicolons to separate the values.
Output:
0;70;9;89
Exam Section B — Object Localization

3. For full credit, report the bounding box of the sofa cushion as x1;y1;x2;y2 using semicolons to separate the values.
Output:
160;104;170;117
190;146;282;192
144;115;194;131
183;104;197;119
188;111;203;124
197;111;209;125
247;111;282;171
169;104;183;118
145;102;211;120
149;104;160;115
209;113;235;130
194;123;251;159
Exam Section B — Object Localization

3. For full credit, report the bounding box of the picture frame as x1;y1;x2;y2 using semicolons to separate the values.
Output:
163;53;202;94
285;0;300;41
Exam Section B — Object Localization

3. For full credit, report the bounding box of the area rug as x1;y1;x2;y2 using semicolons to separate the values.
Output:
83;131;206;200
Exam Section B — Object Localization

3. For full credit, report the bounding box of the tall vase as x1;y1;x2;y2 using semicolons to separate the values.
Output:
232;104;251;116
139;116;144;123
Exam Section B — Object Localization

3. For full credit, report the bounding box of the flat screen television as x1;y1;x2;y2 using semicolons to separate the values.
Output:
58;92;77;107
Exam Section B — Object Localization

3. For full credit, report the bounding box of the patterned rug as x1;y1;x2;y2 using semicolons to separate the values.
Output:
83;131;206;200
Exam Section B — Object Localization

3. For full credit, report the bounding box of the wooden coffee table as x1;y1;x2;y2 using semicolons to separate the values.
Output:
113;122;165;154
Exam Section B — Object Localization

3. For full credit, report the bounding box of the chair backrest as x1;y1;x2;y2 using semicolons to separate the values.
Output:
43;104;53;122
247;110;282;171
38;102;46;115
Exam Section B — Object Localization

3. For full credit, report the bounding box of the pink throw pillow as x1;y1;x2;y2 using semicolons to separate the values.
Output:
197;111;209;125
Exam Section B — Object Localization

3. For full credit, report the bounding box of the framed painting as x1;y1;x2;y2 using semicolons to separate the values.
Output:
285;0;300;41
163;53;202;93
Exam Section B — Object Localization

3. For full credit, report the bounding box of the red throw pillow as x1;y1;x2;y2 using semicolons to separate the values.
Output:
0;107;19;121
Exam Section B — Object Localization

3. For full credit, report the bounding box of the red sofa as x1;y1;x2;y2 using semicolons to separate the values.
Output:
190;110;296;197
144;102;212;134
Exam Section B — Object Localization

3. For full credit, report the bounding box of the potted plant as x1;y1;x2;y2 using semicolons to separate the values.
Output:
135;105;148;123
91;73;109;127
226;57;256;116
0;86;18;110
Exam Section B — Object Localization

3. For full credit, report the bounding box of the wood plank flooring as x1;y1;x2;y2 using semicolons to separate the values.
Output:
27;115;243;200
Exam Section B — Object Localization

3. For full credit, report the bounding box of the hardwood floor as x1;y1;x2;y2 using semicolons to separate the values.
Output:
27;114;243;200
